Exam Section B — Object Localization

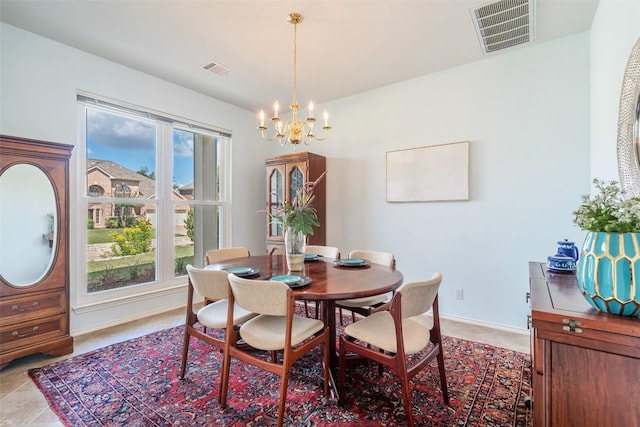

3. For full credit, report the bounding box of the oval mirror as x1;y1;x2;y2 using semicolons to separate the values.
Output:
0;163;57;286
617;38;640;198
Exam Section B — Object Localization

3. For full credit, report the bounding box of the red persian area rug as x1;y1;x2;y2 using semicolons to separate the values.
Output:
29;312;532;426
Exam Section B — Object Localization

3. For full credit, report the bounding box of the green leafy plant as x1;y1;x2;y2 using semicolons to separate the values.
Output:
110;217;154;256
573;178;640;233
184;207;194;241
265;171;326;235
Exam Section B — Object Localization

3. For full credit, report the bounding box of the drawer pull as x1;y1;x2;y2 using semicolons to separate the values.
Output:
562;318;583;333
525;292;531;303
11;301;39;312
527;314;532;330
12;326;39;338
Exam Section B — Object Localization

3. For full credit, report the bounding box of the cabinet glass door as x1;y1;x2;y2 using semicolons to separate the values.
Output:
289;166;304;202
268;166;284;238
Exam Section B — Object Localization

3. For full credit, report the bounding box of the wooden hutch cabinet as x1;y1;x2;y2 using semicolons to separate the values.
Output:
528;262;640;426
0;135;74;368
265;152;326;254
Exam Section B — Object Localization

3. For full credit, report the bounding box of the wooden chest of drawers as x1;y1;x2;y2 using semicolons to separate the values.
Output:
529;262;640;426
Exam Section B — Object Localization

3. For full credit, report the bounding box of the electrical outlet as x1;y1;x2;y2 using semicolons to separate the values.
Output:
455;288;464;300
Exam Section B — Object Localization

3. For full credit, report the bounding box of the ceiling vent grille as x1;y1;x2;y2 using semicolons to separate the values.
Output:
202;61;230;76
471;0;535;54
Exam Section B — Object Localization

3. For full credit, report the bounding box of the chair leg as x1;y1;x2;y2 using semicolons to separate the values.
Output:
304;301;311;317
436;346;449;405
338;337;347;404
399;373;415;427
322;339;330;395
276;371;290;427
315;301;320;319
179;328;190;379
219;339;233;406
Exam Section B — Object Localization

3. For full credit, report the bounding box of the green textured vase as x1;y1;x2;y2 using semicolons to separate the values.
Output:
576;232;640;317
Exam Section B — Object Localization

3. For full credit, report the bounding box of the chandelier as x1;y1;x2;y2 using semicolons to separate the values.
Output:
258;12;331;147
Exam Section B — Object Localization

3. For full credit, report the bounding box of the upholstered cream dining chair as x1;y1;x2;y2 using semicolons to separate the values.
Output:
220;274;330;427
179;265;257;400
336;249;395;324
204;247;250;266
304;245;341;318
202;247;251;311
338;272;449;427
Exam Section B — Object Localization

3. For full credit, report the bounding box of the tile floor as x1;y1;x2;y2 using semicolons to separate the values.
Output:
0;307;529;426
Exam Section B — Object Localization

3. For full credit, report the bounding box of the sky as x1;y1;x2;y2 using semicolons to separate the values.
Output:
86;108;194;187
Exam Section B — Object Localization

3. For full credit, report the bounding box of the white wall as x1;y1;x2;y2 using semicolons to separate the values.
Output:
0;23;269;333
307;33;591;331
590;0;640;180
3;0;638;334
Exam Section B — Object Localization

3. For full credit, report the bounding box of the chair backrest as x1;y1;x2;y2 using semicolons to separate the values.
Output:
306;245;340;259
395;272;442;318
349;249;395;268
227;274;291;316
186;264;231;300
205;247;250;265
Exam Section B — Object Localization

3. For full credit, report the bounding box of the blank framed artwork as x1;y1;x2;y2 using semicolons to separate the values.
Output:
386;141;469;202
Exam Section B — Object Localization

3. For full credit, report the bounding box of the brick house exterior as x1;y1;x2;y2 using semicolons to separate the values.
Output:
87;159;190;230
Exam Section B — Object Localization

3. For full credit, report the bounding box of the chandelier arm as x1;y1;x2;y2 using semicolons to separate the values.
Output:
259;128;287;142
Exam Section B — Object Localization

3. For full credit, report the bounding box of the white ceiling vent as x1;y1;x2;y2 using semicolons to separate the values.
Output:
471;0;535;54
202;61;230;76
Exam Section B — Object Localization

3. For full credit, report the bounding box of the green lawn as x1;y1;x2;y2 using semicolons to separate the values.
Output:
87;227;194;292
88;228;115;244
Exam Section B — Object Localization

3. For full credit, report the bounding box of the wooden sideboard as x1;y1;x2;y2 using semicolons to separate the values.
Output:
529;261;640;426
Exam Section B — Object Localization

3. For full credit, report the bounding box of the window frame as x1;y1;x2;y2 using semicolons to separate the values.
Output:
73;93;232;312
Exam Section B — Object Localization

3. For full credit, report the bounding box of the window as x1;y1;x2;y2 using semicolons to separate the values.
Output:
77;93;231;307
88;185;103;197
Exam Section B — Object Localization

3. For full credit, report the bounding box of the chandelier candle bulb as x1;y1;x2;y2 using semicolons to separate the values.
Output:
324;111;329;127
274;101;279;119
259;110;265;128
308;101;314;118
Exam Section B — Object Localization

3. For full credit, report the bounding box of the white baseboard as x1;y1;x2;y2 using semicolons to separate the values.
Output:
72;302;186;337
440;312;529;336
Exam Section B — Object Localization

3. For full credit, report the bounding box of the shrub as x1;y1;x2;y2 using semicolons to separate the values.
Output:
88;218;95;229
110;217;154;256
105;216;120;228
125;216;138;227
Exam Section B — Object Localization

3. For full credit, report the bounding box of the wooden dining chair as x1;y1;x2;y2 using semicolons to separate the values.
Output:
336;249;396;324
204;247;250;266
202;247;251;311
338;272;449;427
220;274;330;427
304;245;341;318
179;265;257;397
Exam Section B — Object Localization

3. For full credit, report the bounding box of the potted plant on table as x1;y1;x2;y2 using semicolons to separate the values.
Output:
268;171;326;271
572;178;640;316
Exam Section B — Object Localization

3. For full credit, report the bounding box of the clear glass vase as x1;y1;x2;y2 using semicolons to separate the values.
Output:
284;227;306;272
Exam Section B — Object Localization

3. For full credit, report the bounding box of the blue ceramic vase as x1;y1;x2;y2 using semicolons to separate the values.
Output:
577;232;640;317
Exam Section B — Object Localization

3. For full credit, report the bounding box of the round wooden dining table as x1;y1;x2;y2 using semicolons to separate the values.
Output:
206;253;404;368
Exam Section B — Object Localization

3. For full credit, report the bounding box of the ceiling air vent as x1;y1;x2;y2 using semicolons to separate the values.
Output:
202;61;230;76
471;0;535;54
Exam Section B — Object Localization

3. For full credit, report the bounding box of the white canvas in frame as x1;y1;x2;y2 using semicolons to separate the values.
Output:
386;141;470;202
